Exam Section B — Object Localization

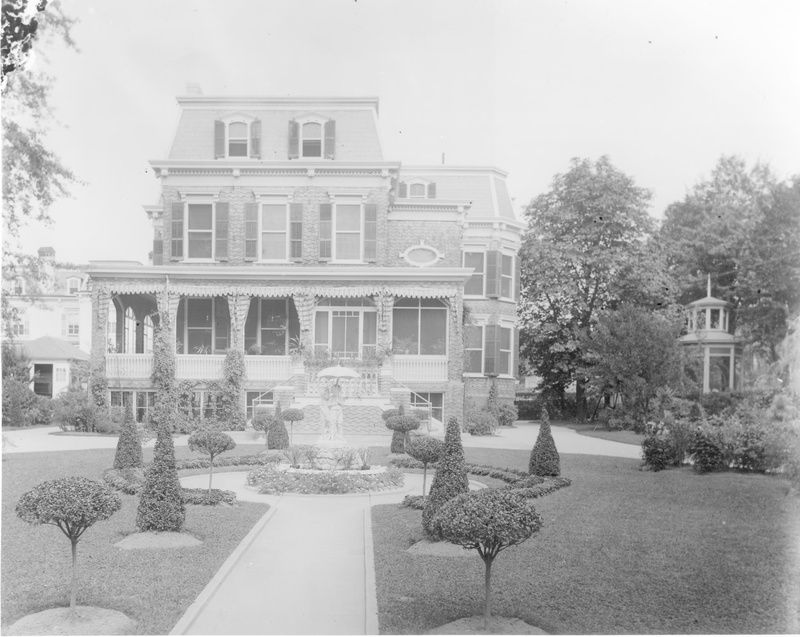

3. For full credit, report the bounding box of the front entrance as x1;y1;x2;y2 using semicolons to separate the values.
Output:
33;364;53;398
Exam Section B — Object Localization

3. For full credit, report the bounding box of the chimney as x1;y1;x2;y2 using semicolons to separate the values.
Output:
38;246;55;261
185;83;203;96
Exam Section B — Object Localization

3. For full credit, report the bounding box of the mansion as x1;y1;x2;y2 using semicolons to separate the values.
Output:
88;95;522;432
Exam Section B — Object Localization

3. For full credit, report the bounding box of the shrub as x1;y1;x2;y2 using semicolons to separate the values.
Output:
386;413;421;453
103;467;146;494
401;494;427;509
687;428;726;473
267;415;290;450
136;426;185;532
641;435;679;471
113;403;143;469
181;488;236;506
431;489;543;630
33;394;54;425
173;453;282;471
188;427;237;493
422;416;469;538
381;408;401;422
529;408;560;476
333;446;360;470
496;403;518;428
53;389;98;432
464;410;498;436
281;407;304;445
1;377;38;427
405;434;444;495
16;477;121;614
303;445;321;469
247;465;404;494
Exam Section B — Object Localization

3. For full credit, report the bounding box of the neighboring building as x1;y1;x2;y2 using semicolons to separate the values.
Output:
88;95;523;432
679;276;741;392
4;247;92;397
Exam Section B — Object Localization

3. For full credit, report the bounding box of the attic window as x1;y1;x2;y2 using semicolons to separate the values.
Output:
288;118;335;160
398;181;437;199
214;117;261;159
409;183;426;198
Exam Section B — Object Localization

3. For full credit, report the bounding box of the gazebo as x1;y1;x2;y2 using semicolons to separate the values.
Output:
679;276;741;392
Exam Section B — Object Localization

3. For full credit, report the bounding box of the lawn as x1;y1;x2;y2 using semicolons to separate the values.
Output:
372;448;800;634
1;443;269;634
553;420;645;446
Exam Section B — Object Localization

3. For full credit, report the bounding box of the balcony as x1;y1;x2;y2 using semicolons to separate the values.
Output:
391;355;448;382
106;353;292;382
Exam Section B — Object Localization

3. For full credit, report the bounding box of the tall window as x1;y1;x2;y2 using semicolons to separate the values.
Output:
187;203;213;259
302;122;322;157
465;325;483;373
392;298;447;355
177;298;230;354
501;255;514;299
261;202;288;260
463;324;513;375
335;203;361;260
314;298;377;359
228;122;248;157
244;298;299;355
498;326;512;375
464;252;485;296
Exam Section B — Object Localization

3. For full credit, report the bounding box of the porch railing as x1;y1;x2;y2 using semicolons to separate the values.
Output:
106;353;153;379
391;355;448;382
244;356;292;381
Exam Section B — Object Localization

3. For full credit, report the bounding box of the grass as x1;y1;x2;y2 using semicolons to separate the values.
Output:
555;420;645;446
372;448;800;634
1;443;270;634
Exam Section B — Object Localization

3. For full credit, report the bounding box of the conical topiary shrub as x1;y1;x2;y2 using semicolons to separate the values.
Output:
267;404;290;450
422;416;469;538
529;408;560;476
136;403;185;532
113;402;143;469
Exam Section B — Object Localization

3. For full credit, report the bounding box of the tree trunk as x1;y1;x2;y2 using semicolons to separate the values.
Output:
422;464;428;496
208;457;214;494
483;556;493;630
576;379;586;421
70;539;78;616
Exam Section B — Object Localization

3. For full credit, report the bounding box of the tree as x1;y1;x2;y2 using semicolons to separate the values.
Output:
518;156;672;418
529;408;560;476
281;407;304;446
188;427;236;493
659;157;800;364
432;489;543;630
113;402;143;469
385;412;420;454
405;434;444;495
2;0;78;336
136;410;185;532
580;304;688;427
422;416;469;538
266;403;289;450
16;477;121;615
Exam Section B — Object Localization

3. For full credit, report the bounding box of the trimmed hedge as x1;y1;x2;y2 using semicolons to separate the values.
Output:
464;410;498;436
246;466;404;495
389;456;527;484
174;452;282;471
113;404;143;469
136;427;185;532
529;408;560;476
401;494;427;509
422;417;469;538
181;488;237;506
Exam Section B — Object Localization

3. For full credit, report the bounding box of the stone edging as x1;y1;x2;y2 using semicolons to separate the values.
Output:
363;507;379;634
169;505;279;635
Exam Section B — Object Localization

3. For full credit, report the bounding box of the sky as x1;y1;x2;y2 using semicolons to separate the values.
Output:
11;0;800;264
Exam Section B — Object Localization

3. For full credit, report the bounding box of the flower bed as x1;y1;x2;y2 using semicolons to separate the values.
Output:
390;456;528;483
246;465;404;495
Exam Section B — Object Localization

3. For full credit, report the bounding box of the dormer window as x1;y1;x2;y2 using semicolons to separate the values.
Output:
214;116;261;159
288;117;335;160
398;180;437;198
67;277;80;294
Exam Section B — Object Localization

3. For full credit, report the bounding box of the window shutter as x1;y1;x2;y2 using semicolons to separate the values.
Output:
485;250;501;298
319;203;332;260
514;256;521;301
214;120;225;159
250;119;261;159
244;202;258;261
483;324;498;375
364;203;377;262
215;202;229;260
290;203;303;261
398;181;408;198
512;327;520;379
427;182;437;198
152;239;163;265
170;202;184;260
324;120;336;159
288;120;299;159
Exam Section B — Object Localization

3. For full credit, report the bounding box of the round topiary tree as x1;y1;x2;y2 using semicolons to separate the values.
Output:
432;489;543;630
422;416;469;538
386;413;420;453
113;403;143;470
529;407;560;476
16;477;122;616
267;404;290;450
136;415;185;532
406;434;445;495
188;427;236;493
281;407;304;446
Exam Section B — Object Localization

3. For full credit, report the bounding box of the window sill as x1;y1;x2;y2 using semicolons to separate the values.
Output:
329;260;367;265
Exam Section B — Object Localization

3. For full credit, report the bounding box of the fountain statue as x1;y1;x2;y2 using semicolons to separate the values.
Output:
318;381;345;443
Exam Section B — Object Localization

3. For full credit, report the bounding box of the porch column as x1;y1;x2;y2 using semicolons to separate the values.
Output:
229;295;251;351
89;285;111;407
292;293;317;354
702;345;710;393
157;289;180;349
729;346;735;390
376;293;394;354
446;291;464;381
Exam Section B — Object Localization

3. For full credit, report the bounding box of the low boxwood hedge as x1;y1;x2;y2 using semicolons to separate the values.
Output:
246;466;404;495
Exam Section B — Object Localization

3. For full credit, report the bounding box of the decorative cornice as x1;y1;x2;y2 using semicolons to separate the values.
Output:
175;96;380;113
150;160;401;180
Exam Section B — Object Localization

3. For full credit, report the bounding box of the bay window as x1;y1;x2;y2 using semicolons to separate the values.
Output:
464;324;514;375
464;252;485;296
392;298;447;355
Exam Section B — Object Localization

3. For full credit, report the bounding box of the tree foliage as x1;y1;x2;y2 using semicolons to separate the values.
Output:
405;434;445;495
113;403;143;470
660;156;800;362
528;408;560;476
188;427;236;493
432;489;542;629
136;425;185;532
422;416;469;538
518;156;673;417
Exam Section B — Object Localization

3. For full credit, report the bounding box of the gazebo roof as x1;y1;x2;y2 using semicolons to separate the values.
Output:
17;336;89;361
